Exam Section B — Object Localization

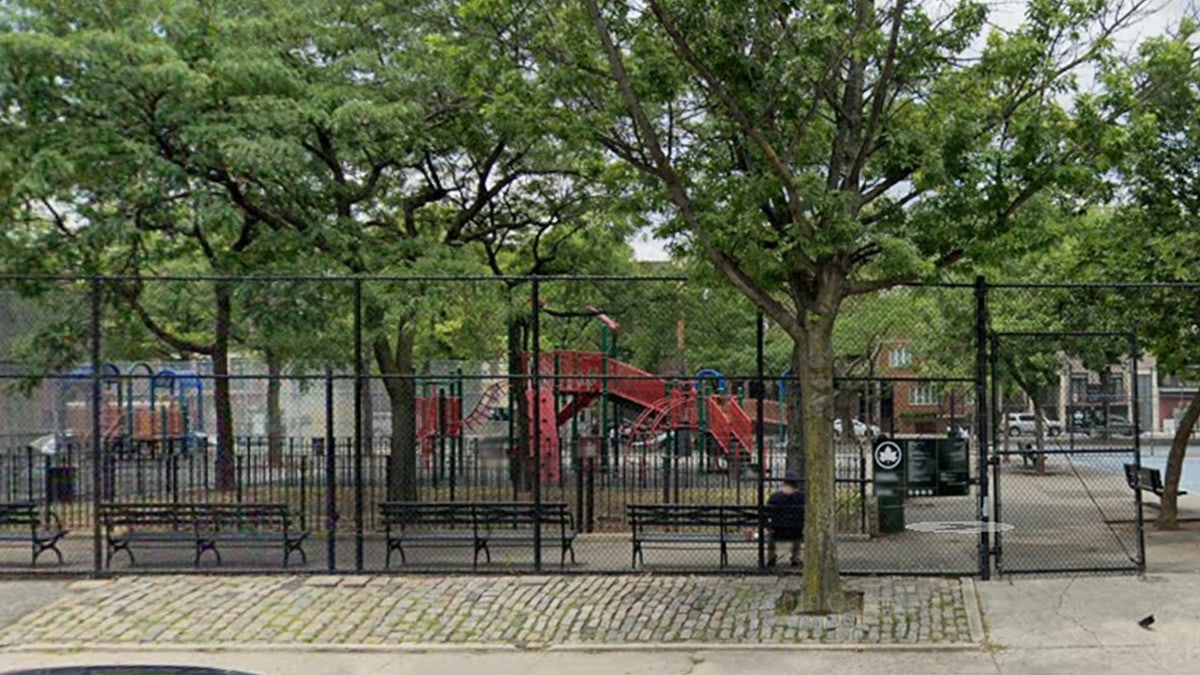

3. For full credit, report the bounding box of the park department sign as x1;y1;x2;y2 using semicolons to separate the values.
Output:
874;441;903;470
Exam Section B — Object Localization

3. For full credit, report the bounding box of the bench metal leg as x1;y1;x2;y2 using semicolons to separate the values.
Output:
284;539;308;567
195;540;220;567
31;537;65;566
108;540;134;568
385;540;405;568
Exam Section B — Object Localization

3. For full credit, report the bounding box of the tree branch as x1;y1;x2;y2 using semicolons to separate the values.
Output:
845;248;964;296
849;0;908;194
645;0;815;240
583;0;804;334
123;285;215;355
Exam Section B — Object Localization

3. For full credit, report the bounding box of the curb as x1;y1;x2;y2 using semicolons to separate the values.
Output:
0;641;985;655
0;643;520;654
545;642;983;652
962;576;987;644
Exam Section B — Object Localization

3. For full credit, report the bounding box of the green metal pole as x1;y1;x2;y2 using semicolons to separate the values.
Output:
125;366;137;449
600;325;610;472
454;370;463;482
697;379;707;473
609;328;618;473
778;376;787;446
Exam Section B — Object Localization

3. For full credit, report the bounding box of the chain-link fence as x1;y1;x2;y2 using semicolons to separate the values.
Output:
0;276;1177;576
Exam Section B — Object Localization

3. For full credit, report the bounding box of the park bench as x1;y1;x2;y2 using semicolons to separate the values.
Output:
626;504;761;568
380;501;577;568
199;503;310;567
482;502;577;566
1123;464;1186;501
0;502;68;566
1019;443;1044;467
101;502;309;568
380;502;485;568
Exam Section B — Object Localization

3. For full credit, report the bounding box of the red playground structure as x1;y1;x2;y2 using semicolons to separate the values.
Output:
414;315;783;485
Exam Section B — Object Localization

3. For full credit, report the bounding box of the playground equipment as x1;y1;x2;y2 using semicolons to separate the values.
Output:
410;316;793;486
414;375;508;473
51;363;206;454
522;318;789;483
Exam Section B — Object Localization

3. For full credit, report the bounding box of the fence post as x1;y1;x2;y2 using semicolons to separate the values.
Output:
325;367;337;572
859;445;867;534
1131;332;1146;570
353;278;365;572
89;277;104;576
25;446;33;503
531;276;543;572
756;311;766;569
974;276;991;581
300;456;308;532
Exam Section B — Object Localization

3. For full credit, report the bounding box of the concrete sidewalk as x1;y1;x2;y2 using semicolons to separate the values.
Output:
0;642;1196;675
2;573;1200;673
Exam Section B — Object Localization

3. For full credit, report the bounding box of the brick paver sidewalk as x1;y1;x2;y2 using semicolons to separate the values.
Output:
0;575;979;647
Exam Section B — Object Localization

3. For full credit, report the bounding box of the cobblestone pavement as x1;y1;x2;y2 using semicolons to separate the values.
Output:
0;576;978;647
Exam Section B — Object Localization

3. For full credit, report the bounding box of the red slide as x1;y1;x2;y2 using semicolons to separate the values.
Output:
542;351;756;459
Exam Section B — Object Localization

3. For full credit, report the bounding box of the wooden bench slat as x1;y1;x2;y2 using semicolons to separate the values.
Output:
100;502;307;568
379;501;577;567
627;503;775;569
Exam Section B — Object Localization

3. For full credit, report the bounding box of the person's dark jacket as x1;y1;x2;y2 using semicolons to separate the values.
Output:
766;490;805;541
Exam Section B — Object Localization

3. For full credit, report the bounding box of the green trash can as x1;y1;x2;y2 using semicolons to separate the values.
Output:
877;494;905;534
46;466;75;504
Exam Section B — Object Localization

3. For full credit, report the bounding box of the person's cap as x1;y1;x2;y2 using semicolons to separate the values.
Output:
783;469;802;483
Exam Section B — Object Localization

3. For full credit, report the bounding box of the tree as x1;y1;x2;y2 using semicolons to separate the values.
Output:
1066;21;1200;528
539;0;1153;610
0;0;368;488
2;0;620;501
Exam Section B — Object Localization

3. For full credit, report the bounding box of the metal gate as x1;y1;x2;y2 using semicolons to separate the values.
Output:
988;331;1145;575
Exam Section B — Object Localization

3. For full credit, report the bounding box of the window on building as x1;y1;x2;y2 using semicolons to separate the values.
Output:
909;384;940;406
1069;374;1089;404
889;347;910;367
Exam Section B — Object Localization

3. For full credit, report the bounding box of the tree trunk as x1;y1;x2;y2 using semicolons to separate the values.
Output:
266;349;284;469
792;311;843;613
785;344;805;477
508;317;534;493
361;365;374;456
1032;407;1046;475
1157;388;1200;529
213;282;235;491
376;323;418;502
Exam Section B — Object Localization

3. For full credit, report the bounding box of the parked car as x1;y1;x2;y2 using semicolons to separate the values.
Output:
1006;413;1061;437
834;418;881;438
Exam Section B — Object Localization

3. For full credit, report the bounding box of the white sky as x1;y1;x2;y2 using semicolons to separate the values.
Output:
630;0;1192;262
